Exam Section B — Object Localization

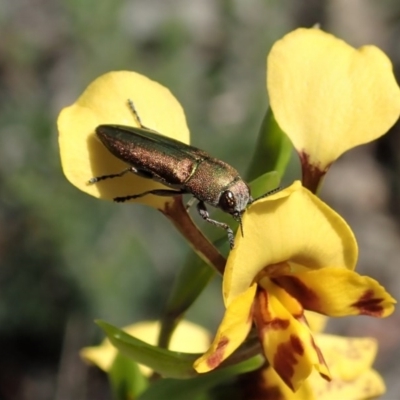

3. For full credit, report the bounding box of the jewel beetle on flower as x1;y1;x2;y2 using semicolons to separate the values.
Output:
89;100;278;248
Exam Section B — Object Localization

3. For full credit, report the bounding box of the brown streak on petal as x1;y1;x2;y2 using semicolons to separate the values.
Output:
273;335;304;391
240;367;285;400
351;289;385;317
310;337;331;383
310;337;325;365
255;288;272;322
206;336;229;369
320;372;331;382
300;151;329;193
272;276;321;312
254;263;292;285
293;312;305;322
270;319;290;330
291;335;304;356
254;289;290;331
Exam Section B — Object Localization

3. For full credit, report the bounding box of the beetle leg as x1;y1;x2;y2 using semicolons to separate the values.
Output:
89;165;155;184
196;201;235;249
114;189;186;203
88;167;135;184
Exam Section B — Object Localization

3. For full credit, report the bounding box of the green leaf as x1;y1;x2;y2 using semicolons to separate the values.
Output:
158;254;215;348
108;352;148;400
96;320;200;379
249;170;281;200
157;234;229;349
246;107;292;182
137;355;264;400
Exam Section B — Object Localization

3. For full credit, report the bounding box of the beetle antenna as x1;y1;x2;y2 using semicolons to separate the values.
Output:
238;213;244;238
127;99;144;128
253;186;282;202
127;99;157;132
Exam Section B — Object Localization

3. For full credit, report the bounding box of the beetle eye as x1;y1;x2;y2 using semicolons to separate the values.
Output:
219;190;236;213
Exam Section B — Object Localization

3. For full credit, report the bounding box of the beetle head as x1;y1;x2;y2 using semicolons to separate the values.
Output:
218;179;252;237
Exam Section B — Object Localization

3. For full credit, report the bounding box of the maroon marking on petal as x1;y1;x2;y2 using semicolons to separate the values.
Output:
270;319;290;330
291;335;304;356
272;276;321;312
206;336;229;369
256;287;271;319
310;336;328;368
320;372;331;382
296;313;307;325
351;289;385;317
299;151;329;194
272;335;304;391
293;312;306;322
239;368;285;400
253;289;290;332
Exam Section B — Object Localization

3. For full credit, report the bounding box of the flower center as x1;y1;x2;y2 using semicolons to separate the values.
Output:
254;261;292;284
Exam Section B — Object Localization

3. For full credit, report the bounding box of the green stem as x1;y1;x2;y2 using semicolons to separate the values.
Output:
158;197;225;348
161;197;226;275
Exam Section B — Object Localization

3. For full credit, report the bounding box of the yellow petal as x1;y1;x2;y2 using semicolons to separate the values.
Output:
304;311;328;334
267;28;400;170
314;335;377;379
261;277;304;318
274;267;396;317
58;71;190;209
81;320;210;375
307;335;385;399
224;181;357;304
80;335;116;372
256;366;316;400
254;284;330;391
308;368;385;400
258;335;385;400
193;284;256;373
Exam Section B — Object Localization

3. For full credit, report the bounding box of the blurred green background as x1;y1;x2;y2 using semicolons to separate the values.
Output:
1;0;400;399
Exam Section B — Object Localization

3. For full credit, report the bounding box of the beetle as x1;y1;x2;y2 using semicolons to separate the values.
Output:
89;100;279;248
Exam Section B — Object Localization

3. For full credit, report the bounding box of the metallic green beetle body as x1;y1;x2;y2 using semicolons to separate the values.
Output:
92;123;252;248
89;101;257;248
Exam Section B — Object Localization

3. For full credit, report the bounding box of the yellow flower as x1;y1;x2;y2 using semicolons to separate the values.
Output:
58;71;190;209
194;181;396;391
81;320;210;376
257;335;385;400
267;28;400;192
